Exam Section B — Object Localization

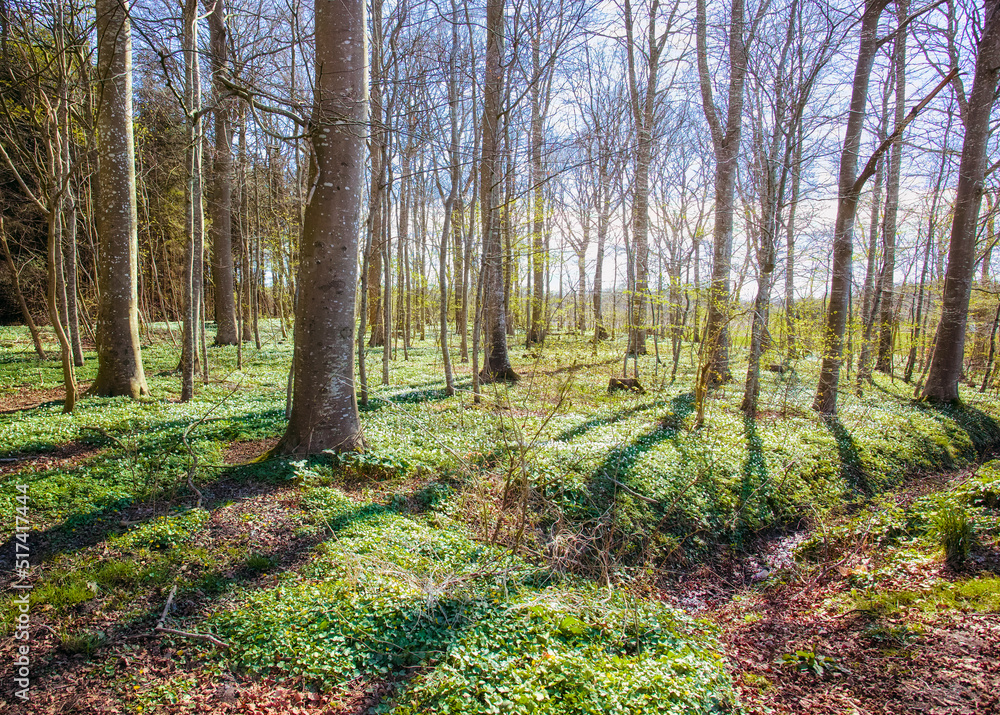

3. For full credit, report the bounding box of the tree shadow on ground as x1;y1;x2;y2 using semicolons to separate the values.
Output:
735;416;770;541
821;415;871;495
913;399;1000;456
542;358;618;376
6;497;500;713
0;452;299;573
360;380;472;411
554;399;666;443
584;392;695;513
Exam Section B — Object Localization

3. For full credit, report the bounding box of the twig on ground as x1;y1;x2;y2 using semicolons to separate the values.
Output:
154;584;230;649
155;626;230;650
156;584;177;630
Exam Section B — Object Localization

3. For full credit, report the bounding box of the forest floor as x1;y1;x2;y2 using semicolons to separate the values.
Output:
1;323;998;714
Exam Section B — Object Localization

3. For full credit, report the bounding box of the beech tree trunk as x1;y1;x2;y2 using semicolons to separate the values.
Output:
276;0;365;455
437;0;461;396
856;95;888;388
875;0;907;374
479;0;517;382
784;125;802;355
697;0;749;385
623;0;674;357
812;0;888;414
923;0;1000;402
180;0;203;403
48;209;76;412
207;0;238;346
90;0;147;398
527;26;545;346
367;0;385;348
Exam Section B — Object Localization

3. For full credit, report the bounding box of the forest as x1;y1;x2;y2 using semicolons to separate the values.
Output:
1;0;1000;712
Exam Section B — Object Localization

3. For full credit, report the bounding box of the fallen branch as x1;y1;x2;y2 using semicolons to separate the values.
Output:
155;585;177;630
154;584;230;649
606;476;659;504
155;625;230;650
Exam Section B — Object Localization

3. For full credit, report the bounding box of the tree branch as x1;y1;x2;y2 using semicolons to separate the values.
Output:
852;67;958;194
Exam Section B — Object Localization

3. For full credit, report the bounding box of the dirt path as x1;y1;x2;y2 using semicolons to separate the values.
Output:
662;468;1000;715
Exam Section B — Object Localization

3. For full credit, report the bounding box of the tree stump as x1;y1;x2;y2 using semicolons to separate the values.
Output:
608;377;644;394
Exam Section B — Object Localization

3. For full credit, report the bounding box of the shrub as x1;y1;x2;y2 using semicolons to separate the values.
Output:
933;505;974;569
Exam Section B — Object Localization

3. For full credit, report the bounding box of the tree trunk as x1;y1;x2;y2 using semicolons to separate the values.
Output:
697;0;749;385
64;187;83;366
623;0;673;358
784;124;802;356
527;27;545;346
207;0;238;346
275;0;365;455
923;0;1000;402
856;99;887;388
438;3;461;396
981;301;1000;391
48;210;76;413
479;0;517;383
180;0;203;403
90;0;147;398
593;160;609;341
367;0;385;348
875;0;908;374
812;0;888;414
58;50;83;368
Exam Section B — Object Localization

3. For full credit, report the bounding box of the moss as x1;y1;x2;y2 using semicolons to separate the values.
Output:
853;577;1000;616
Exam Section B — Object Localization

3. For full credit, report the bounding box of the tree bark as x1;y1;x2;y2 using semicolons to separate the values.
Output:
697;0;749;385
180;0;204;403
367;0;385;348
923;0;1000;402
875;0;908;374
90;0;147;398
623;0;674;357
527;25;545;346
812;0;888;414
479;0;517;382
207;0;238;346
275;0;365;455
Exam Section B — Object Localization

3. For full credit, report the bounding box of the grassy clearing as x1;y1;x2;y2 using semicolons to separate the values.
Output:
215;472;734;714
2;322;1000;711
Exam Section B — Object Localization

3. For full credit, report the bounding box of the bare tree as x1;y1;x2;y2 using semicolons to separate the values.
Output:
179;0;204;402
275;0;365;454
90;0;148;399
923;0;1000;402
478;0;517;382
812;0;890;414
623;0;679;360
696;0;757;385
875;0;908;374
207;0;238;345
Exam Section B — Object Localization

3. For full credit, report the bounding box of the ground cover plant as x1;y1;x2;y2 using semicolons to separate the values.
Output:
1;323;999;713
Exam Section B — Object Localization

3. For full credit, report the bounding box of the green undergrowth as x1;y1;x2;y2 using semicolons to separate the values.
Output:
211;478;736;714
788;459;1000;641
5;323;1000;711
852;576;1000;616
0;502;275;634
4;325;1000;563
797;459;1000;565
